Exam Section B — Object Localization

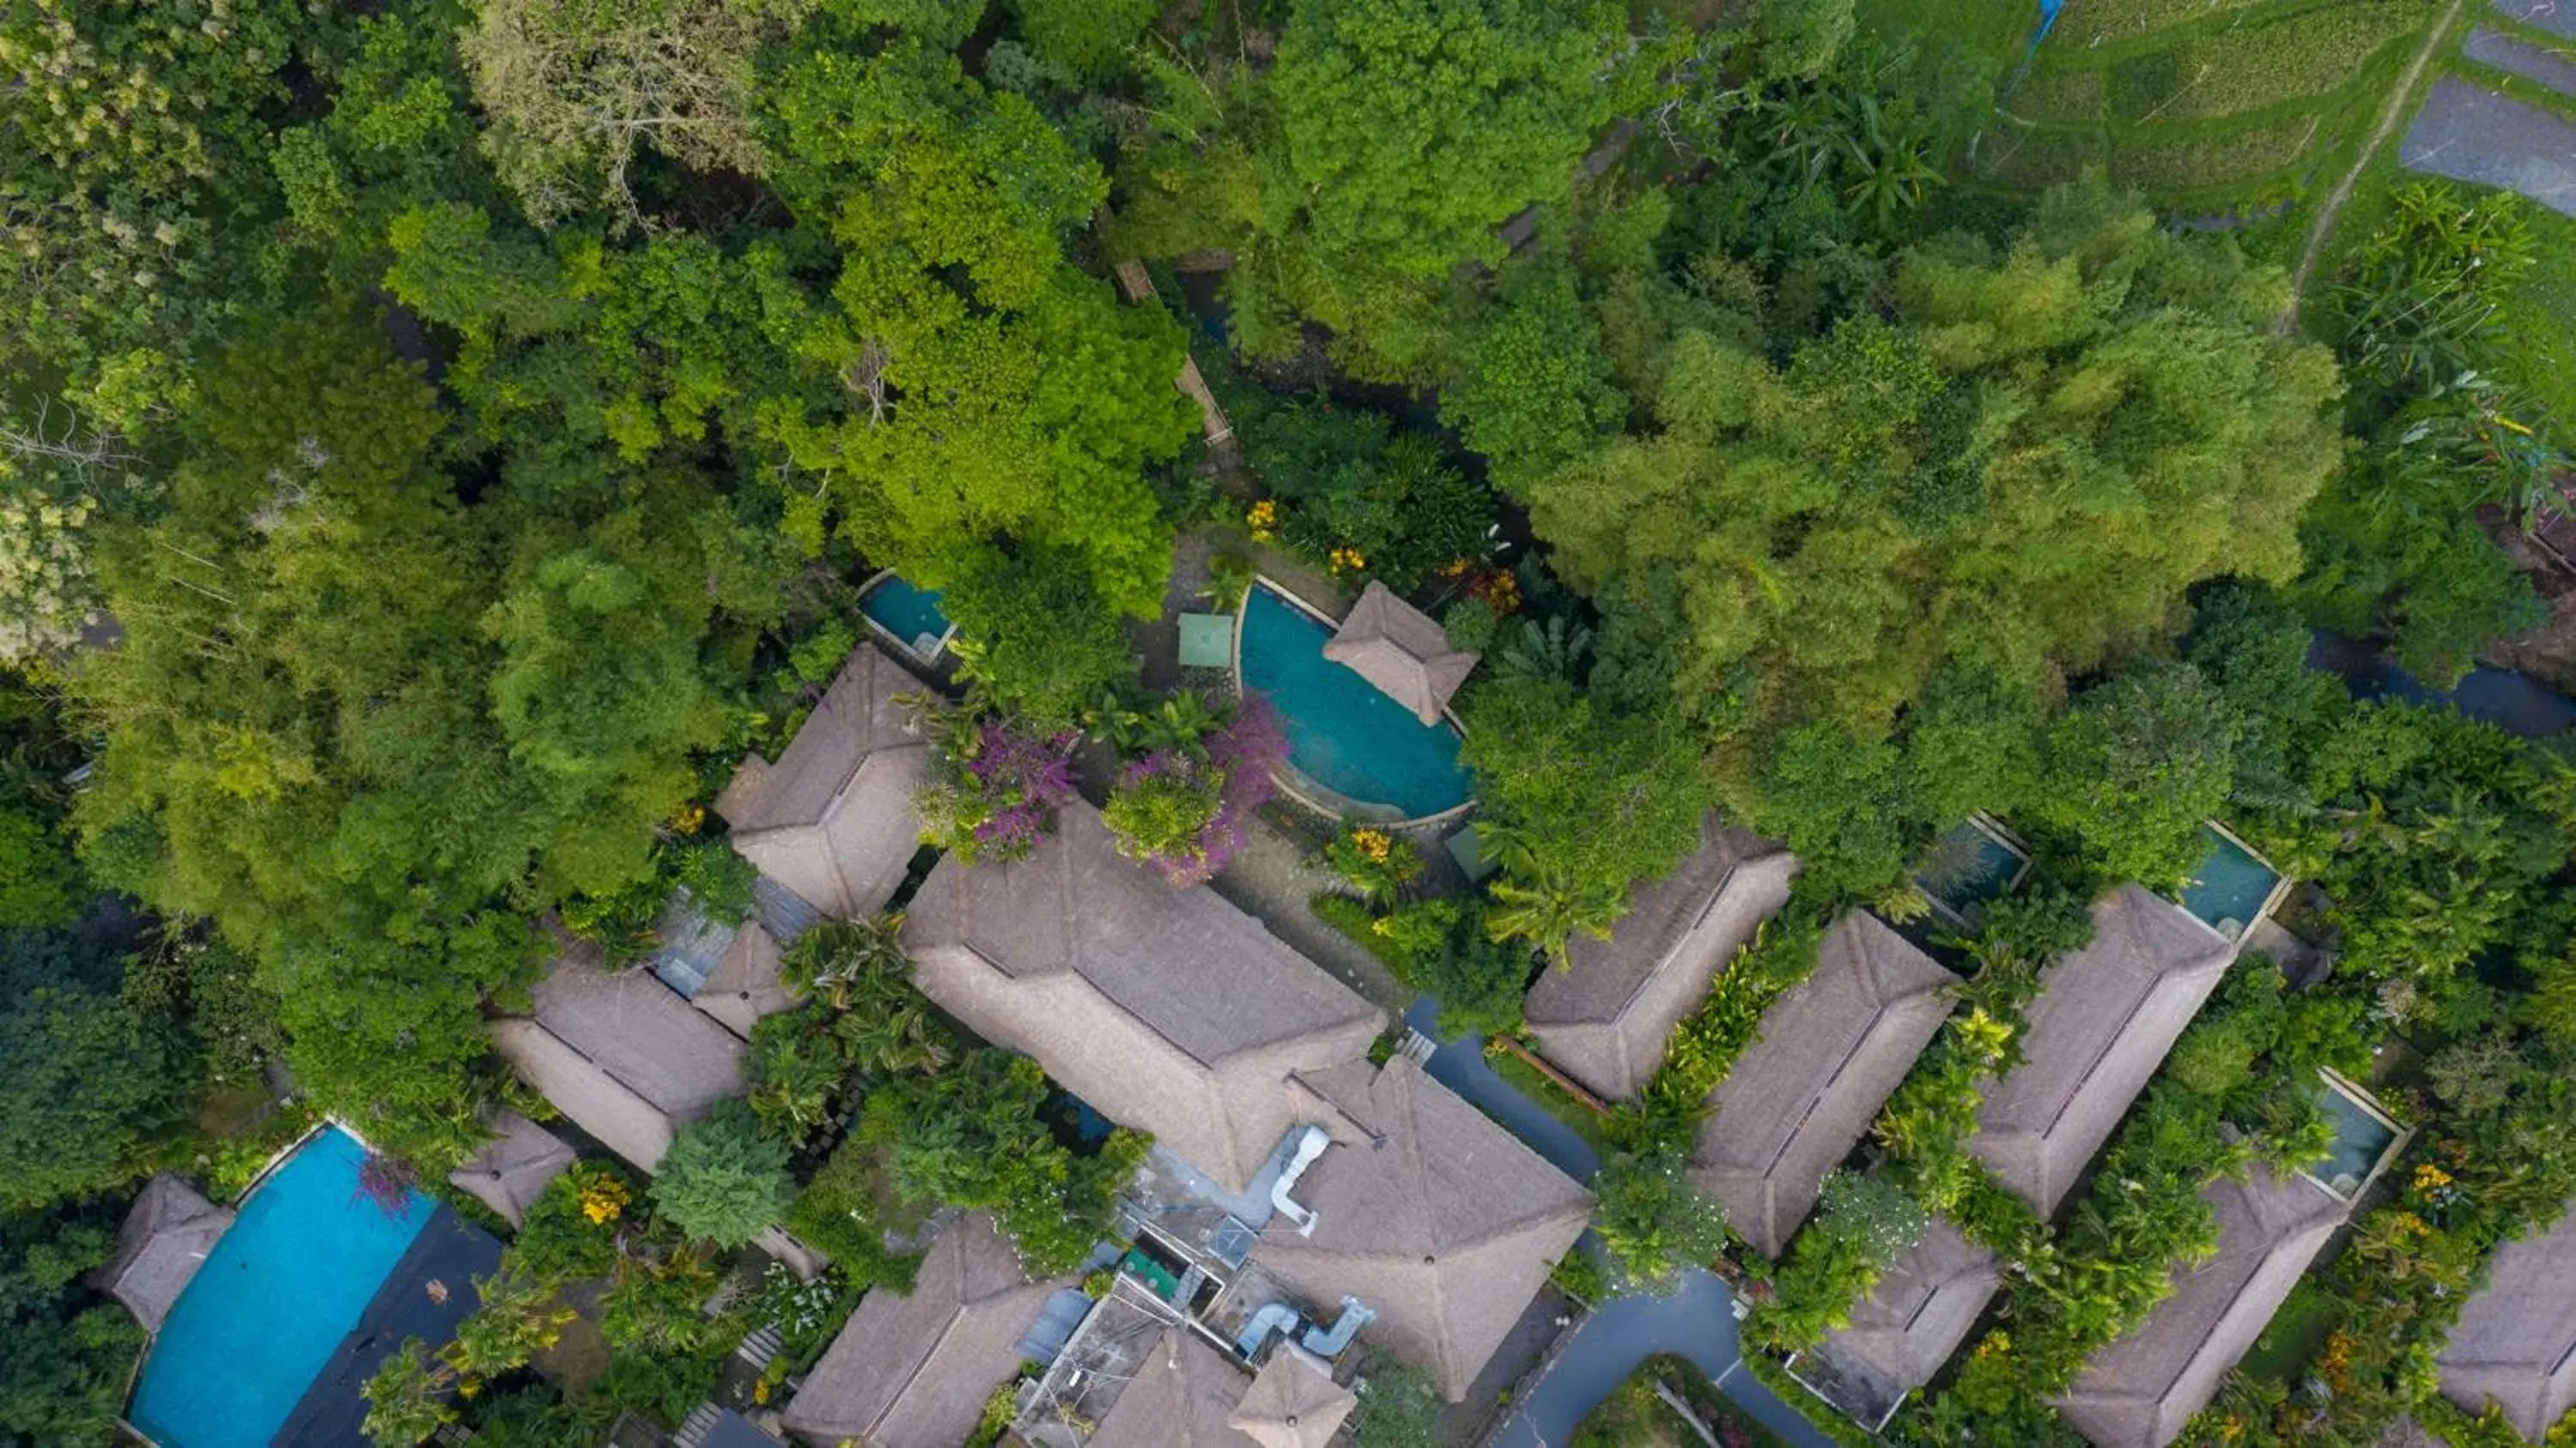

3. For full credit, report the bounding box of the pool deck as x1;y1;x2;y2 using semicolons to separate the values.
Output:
270;1204;504;1447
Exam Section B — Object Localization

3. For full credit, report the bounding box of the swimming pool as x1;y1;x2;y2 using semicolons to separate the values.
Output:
1913;818;2030;925
2308;1074;2406;1201
860;573;954;660
1236;584;1474;821
130;1129;438;1448
2178;824;2284;940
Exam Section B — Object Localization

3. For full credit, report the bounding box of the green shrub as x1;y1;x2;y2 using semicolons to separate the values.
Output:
652;1100;791;1248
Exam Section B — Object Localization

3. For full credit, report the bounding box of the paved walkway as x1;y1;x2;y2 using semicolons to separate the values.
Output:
1484;1268;1836;1448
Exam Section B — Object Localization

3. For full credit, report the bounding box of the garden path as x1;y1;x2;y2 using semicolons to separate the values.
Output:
2282;0;2476;328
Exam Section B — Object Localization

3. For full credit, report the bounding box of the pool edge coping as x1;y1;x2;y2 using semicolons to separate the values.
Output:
1233;575;1479;831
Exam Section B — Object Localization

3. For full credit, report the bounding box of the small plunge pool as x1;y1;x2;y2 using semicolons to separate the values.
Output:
2179;824;2284;940
860;572;954;660
1913;817;2030;926
2307;1074;2406;1201
1236;584;1474;821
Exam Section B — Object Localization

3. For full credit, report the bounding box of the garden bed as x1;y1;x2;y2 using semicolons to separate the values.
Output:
1572;1354;1795;1448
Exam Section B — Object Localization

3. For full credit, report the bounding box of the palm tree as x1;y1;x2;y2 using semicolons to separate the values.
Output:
1485;866;1624;970
782;912;909;1009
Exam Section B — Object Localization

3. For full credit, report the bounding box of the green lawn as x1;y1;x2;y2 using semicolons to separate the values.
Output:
2239;1280;2338;1383
1947;0;2449;211
1487;1042;1618;1154
1574;1355;1795;1448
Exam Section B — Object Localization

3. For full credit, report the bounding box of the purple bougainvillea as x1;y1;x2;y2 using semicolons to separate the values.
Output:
1109;694;1291;886
920;716;1081;865
353;1151;418;1220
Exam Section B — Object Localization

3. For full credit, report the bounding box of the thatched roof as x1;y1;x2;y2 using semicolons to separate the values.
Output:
1233;1347;1358;1448
2056;1165;2345;1448
1526;816;1798;1102
1799;1216;2001;1427
1089;1329;1354;1448
1090;1328;1249;1445
714;642;931;919
1970;886;2235;1214
904;801;1384;1191
447;1111;575;1226
94;1175;233;1332
490;944;745;1171
1692;910;1953;1258
782;1214;1066;1448
1258;1056;1594;1401
2439;1196;2576;1441
1318;581;1477;726
690;922;799;1039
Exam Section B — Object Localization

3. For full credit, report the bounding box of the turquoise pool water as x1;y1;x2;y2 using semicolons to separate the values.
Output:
131;1128;434;1448
1239;585;1474;819
1915;820;2026;921
862;575;952;656
2179;825;2282;939
2312;1081;2400;1197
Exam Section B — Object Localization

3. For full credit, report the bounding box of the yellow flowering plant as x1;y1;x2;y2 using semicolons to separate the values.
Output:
1325;826;1421;906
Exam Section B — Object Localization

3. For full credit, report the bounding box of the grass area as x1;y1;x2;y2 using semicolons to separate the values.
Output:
2239;1279;2338;1382
1309;890;1412;975
1486;1041;1617;1153
1964;0;2448;212
1574;1354;1795;1448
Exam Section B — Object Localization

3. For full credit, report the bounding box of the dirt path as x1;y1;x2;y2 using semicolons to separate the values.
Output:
2278;0;2473;331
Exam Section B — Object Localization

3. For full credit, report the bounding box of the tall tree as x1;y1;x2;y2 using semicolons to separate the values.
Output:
1518;180;2343;742
758;43;1196;618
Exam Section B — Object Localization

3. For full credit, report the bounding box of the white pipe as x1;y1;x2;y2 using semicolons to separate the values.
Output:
1270;1125;1330;1237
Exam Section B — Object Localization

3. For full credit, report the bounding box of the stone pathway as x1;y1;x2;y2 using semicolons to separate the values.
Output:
2282;0;2474;324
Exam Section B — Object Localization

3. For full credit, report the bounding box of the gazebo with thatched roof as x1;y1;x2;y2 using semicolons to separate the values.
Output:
94;1175;234;1332
1320;581;1478;726
447;1111;576;1226
1230;1348;1356;1448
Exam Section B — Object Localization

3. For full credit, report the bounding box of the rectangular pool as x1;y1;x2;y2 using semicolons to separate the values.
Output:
1913;818;2029;925
131;1128;445;1448
861;575;953;659
2178;824;2284;940
2307;1074;2406;1202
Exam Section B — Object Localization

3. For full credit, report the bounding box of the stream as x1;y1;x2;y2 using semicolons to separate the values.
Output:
2306;634;2576;739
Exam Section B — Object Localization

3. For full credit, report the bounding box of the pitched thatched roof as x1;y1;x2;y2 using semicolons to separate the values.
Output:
1970;886;2235;1215
904;801;1384;1191
1318;581;1477;726
447;1111;575;1226
714;642;931;919
690;921;799;1039
1526;816;1798;1102
1258;1056;1594;1401
1090;1327;1249;1446
1692;910;1954;1258
490;944;745;1172
1233;1347;1358;1448
1089;1329;1355;1448
1798;1216;2001;1428
94;1175;233;1332
2057;1165;2345;1448
781;1214;1065;1448
2439;1196;2576;1441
